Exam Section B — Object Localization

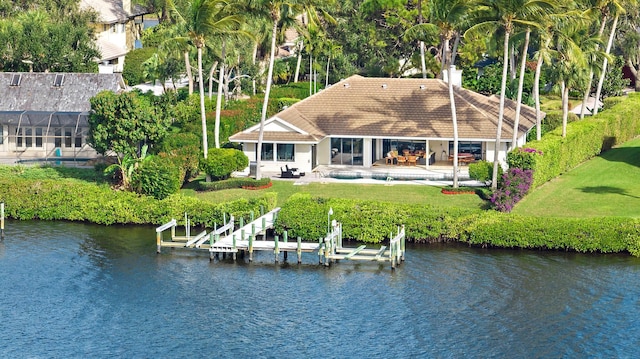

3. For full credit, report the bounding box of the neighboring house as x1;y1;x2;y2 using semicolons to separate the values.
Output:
229;75;543;174
0;72;126;161
80;0;148;73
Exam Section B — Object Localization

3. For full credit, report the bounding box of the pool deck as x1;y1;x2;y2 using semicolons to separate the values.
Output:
264;162;484;187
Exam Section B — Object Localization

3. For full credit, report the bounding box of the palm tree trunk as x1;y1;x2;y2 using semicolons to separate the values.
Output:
294;41;303;83
214;42;226;149
309;53;313;95
418;0;426;79
197;46;208;160
492;31;510;190
445;38;459;188
533;49;543;141
208;61;218;101
580;18;607;120
511;28;530;148
185;51;193;95
593;15;619;116
325;56;330;87
562;80;569;137
256;18;279;180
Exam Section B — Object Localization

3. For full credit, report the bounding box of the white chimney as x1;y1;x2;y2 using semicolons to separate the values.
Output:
442;65;463;87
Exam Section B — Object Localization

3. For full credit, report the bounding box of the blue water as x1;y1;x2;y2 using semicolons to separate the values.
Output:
1;220;639;358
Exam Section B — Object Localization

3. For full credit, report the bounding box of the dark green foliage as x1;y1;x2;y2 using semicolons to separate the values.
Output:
601;56;631;98
461;213;640;256
0;175;276;227
197;178;271;191
468;161;499;184
131;156;182;200
88;91;171;157
199;148;249;180
159;133;201;183
0;8;99;72
123;47;157;85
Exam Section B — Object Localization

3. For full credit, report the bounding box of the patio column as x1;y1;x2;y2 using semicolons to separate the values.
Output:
425;139;430;168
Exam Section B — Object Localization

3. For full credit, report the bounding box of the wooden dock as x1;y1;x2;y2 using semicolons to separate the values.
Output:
320;222;406;269
156;208;321;263
156;208;405;269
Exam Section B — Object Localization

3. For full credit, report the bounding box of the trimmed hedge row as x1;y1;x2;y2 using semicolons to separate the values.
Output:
461;212;640;256
275;193;478;243
198;178;272;191
527;94;640;188
274;194;640;256
0;178;276;227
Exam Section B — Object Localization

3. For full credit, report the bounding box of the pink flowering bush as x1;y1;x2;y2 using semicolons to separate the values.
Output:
491;168;533;212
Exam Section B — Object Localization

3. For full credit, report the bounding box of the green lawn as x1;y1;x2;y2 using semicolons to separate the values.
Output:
184;180;488;209
513;137;640;217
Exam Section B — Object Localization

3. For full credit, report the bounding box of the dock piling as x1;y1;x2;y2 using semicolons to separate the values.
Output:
1;201;4;240
297;236;302;264
274;235;280;263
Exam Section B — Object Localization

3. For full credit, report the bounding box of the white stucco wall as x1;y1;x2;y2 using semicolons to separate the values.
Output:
242;142;313;175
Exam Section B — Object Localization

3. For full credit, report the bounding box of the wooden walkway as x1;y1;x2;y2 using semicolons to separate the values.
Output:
156;209;405;269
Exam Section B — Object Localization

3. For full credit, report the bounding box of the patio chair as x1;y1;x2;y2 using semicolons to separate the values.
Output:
407;155;417;166
396;156;407;166
280;166;301;178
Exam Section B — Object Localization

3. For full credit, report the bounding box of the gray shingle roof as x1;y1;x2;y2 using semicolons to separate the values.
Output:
230;75;543;143
0;72;125;114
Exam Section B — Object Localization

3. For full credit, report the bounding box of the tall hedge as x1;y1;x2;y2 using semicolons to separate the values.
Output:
526;93;640;188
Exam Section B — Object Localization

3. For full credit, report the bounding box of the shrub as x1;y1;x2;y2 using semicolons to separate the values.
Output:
603;96;625;110
0;175;276;227
122;47;157;86
159;133;201;183
468;161;499;184
507;147;543;170
131;156;182;200
491;168;533;212
200;148;249;180
198;177;271;191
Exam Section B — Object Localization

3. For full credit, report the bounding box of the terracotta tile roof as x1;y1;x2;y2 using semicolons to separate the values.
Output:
230;75;543;143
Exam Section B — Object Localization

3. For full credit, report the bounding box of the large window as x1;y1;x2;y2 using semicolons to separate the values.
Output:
449;141;482;159
35;128;43;147
331;138;363;165
258;143;295;162
277;144;294;161
260;143;274;161
54;128;62;147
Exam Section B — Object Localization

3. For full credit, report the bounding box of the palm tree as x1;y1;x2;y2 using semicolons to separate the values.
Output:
556;20;603;136
467;0;556;190
246;0;315;180
171;0;242;160
578;0;610;119
592;0;634;116
406;0;471;188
